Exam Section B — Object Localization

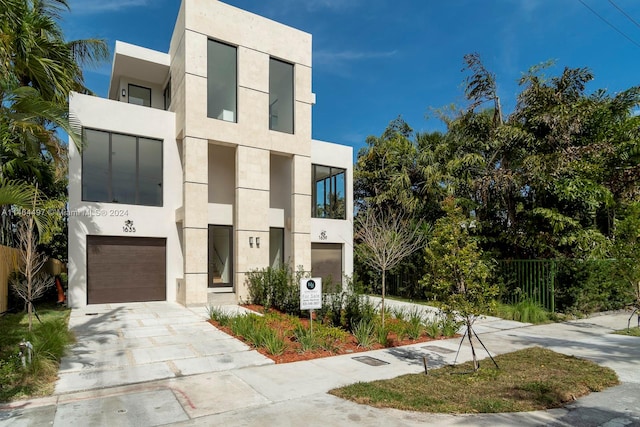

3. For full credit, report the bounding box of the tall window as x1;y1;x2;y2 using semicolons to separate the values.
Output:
269;58;294;133
128;84;151;107
312;165;346;219
270;228;284;268
82;129;163;206
163;77;171;110
207;39;237;122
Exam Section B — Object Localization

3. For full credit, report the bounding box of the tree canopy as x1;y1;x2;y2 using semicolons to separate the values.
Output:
354;54;640;306
0;0;108;251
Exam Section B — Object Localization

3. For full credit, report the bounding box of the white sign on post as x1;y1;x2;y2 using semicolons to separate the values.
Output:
300;278;322;310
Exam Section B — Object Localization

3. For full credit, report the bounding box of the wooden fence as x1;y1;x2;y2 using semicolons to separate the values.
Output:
0;245;20;314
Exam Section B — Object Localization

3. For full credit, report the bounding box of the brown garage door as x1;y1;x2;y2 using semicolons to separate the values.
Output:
87;236;166;304
311;243;343;290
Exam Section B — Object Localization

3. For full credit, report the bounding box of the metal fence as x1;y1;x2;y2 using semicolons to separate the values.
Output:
498;259;556;312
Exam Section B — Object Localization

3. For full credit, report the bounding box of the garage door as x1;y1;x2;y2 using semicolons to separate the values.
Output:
87;236;166;304
311;243;343;290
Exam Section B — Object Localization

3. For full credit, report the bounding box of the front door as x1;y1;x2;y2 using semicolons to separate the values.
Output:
208;225;233;288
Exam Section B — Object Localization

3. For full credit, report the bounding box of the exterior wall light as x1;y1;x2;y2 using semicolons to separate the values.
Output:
249;237;254;247
256;237;260;248
122;89;126;98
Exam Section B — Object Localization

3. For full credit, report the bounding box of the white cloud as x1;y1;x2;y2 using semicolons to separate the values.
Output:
313;49;397;77
70;0;149;14
304;0;362;12
314;49;397;65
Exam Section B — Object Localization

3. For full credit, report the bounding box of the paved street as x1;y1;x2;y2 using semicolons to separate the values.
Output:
1;300;639;426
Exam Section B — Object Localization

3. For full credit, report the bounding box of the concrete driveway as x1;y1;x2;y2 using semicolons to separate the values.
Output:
55;301;272;394
1;302;639;426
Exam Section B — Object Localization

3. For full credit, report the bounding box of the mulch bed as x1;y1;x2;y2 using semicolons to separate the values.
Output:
207;304;451;364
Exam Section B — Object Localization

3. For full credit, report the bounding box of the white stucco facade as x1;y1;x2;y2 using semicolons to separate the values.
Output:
68;0;353;308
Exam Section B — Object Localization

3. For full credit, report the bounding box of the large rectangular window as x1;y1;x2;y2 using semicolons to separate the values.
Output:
207;39;237;122
269;58;294;133
82;129;163;206
128;84;151;107
312;165;346;219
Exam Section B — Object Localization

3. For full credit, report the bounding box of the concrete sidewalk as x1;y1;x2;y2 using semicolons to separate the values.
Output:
1;303;639;426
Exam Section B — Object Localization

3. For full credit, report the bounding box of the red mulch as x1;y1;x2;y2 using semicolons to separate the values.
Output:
207;304;450;364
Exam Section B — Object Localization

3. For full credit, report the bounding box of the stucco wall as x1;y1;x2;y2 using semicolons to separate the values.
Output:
310;140;354;281
68;93;181;308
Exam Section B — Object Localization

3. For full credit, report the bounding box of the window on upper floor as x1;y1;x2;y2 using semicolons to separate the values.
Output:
312;165;346;219
163;77;171;110
269;58;294;134
128;84;151;107
207;39;237;122
82;129;163;207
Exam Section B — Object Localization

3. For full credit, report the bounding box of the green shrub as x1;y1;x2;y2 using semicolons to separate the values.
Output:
293;325;319;352
245;265;310;316
352;319;376;348
344;293;375;332
207;305;231;326
439;314;460;337
261;329;287;356
229;313;261;342
390;306;408;322
494;301;550;324
315;324;349;353
375;322;390;346
317;292;344;327
555;259;630;315
424;317;441;338
405;308;424;340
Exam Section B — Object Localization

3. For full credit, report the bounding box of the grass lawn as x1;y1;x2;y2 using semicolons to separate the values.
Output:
329;347;619;413
613;326;640;337
0;304;74;402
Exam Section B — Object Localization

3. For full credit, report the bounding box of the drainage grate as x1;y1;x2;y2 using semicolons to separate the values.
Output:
422;345;455;354
352;356;389;366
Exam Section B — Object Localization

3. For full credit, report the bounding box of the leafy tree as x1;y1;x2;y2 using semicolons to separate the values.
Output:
0;0;107;247
0;0;108;104
355;206;426;328
421;197;497;371
611;202;640;323
354;54;640;311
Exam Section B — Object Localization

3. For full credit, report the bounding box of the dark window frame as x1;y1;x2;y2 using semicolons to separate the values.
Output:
128;83;152;107
312;164;346;219
81;128;163;207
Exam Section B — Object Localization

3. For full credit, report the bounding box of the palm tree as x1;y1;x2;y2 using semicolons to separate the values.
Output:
0;0;109;104
0;0;108;245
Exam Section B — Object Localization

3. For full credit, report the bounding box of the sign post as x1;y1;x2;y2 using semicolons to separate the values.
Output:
300;278;322;333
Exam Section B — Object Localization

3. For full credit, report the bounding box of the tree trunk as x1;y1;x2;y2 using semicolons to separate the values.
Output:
381;269;386;329
467;316;479;371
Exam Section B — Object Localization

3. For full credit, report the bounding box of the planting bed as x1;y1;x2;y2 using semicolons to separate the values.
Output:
207;304;454;364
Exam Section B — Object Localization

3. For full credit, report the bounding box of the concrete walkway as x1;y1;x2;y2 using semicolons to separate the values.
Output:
55;302;272;394
1;301;639;426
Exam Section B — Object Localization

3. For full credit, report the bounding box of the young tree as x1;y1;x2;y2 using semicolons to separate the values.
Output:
421;197;498;371
10;190;54;331
355;206;426;328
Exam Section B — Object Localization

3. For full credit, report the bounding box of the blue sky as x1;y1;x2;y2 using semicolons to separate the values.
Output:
65;0;640;157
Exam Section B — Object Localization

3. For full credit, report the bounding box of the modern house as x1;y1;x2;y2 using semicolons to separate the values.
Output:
67;0;353;308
